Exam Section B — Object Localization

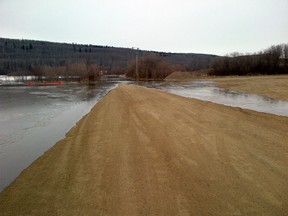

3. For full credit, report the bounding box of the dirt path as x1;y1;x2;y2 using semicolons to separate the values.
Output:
210;75;288;101
1;84;288;215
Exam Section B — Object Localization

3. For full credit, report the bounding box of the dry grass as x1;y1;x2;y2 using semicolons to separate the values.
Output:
209;75;288;100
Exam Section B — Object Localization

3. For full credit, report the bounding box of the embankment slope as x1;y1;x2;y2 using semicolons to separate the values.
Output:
165;70;210;81
1;84;288;215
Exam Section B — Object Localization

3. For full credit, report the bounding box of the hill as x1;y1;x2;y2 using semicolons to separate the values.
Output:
0;38;217;75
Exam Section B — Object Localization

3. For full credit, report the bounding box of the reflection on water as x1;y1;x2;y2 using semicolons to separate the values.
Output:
0;81;122;192
139;80;288;117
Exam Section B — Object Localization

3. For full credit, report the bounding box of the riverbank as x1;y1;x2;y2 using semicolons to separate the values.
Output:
1;84;288;215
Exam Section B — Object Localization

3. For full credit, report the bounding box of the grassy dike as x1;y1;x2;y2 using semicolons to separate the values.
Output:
1;84;288;215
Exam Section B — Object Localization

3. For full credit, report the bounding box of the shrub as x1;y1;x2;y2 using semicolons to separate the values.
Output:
126;54;174;80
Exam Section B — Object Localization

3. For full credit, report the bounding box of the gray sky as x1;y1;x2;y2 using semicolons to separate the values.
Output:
0;0;288;55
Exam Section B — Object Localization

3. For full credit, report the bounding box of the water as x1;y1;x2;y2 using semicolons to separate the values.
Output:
0;78;287;192
140;81;288;117
0;80;124;191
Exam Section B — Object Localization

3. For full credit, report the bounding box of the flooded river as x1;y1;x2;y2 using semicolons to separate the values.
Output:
0;78;288;192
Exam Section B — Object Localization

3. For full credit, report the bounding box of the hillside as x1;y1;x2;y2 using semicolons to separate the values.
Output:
0;38;216;75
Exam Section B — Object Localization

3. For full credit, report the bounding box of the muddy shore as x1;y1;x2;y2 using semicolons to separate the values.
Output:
1;84;288;215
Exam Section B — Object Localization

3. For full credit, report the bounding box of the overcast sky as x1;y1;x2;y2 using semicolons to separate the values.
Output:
0;0;287;55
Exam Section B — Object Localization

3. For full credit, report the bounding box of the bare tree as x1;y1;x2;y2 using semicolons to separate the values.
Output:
282;43;288;68
126;54;174;80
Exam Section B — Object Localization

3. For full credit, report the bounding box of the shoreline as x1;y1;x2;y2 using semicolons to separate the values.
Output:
1;84;288;215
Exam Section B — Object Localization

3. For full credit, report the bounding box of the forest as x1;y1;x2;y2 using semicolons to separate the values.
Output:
0;38;216;80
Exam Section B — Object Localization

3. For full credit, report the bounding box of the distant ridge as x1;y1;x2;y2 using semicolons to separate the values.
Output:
0;37;217;75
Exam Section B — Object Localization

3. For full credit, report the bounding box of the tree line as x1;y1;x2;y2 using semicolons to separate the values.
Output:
210;44;288;76
30;61;101;82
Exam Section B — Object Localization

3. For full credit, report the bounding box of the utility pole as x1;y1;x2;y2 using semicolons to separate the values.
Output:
136;48;139;80
133;47;139;80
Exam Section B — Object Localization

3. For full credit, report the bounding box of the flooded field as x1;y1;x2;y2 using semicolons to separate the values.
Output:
0;77;287;192
140;81;288;117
